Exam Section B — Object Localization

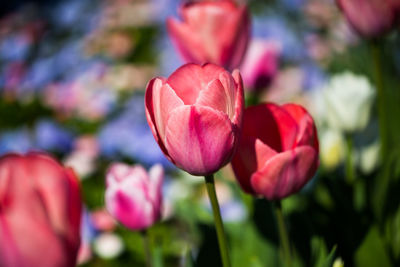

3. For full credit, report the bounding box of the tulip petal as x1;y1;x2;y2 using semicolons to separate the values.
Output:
166;17;205;64
337;0;395;38
283;103;319;151
164;105;235;175
250;146;318;200
241;104;298;152
107;163;148;187
167;63;226;105
106;187;154;230
196;78;230;116
180;1;249;69
181;0;238;28
0;153;79;267
153;82;184;141
145;77;183;161
218;71;237;119
219;5;250;70
231;138;277;194
231;69;244;127
148;164;164;220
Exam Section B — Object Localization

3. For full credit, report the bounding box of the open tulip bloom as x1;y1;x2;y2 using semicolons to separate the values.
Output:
145;63;244;266
232;103;319;200
167;0;250;70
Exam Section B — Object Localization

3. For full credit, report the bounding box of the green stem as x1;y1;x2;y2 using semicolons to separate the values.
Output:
345;134;355;184
204;174;231;267
141;230;152;267
274;201;291;267
371;40;387;158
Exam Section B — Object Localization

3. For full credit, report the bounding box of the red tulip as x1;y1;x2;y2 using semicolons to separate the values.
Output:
145;63;244;176
336;0;397;38
167;0;250;70
231;103;319;200
0;152;82;267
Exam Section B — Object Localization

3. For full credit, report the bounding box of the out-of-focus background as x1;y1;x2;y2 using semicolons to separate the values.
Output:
1;0;400;266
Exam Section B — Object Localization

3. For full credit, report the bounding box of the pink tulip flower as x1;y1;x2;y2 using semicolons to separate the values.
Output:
336;0;397;38
145;63;244;176
167;0;250;70
231;103;319;200
240;39;281;91
105;163;163;230
0;152;82;267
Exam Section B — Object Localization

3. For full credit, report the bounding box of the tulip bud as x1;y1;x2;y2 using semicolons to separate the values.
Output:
145;63;244;176
336;0;397;38
167;0;250;70
0;152;82;267
105;163;163;230
231;103;319;200
240;39;280;91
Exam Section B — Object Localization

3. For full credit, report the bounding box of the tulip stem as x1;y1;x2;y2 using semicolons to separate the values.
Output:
141;230;153;267
274;201;291;267
371;40;387;158
204;174;231;267
345;134;355;184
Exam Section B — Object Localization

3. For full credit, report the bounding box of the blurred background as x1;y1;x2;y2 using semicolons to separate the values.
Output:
1;0;400;266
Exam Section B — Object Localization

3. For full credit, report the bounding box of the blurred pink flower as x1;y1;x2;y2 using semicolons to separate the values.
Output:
239;39;280;91
167;0;250;70
3;62;26;98
336;0;397;38
90;209;116;232
77;242;92;265
44;63;116;121
105;163;164;231
0;152;82;267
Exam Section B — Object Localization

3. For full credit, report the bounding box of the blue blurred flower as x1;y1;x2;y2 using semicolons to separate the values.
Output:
0;128;33;155
21;57;56;92
50;0;99;32
301;63;327;90
281;0;305;11
253;15;306;62
81;209;97;243
0;34;30;62
99;95;173;168
220;200;247;223
53;41;86;76
34;119;74;152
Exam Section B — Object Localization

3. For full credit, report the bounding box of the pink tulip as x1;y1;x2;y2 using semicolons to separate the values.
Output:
145;63;244;176
105;163;163;230
0;152;82;267
167;0;250;70
231;103;319;200
336;0;397;38
240;39;280;91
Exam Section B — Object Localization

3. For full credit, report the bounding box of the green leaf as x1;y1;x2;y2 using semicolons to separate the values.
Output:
355;226;391;267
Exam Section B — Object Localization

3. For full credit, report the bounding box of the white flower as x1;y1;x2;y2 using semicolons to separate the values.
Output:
93;233;124;259
357;140;380;174
322;72;375;132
